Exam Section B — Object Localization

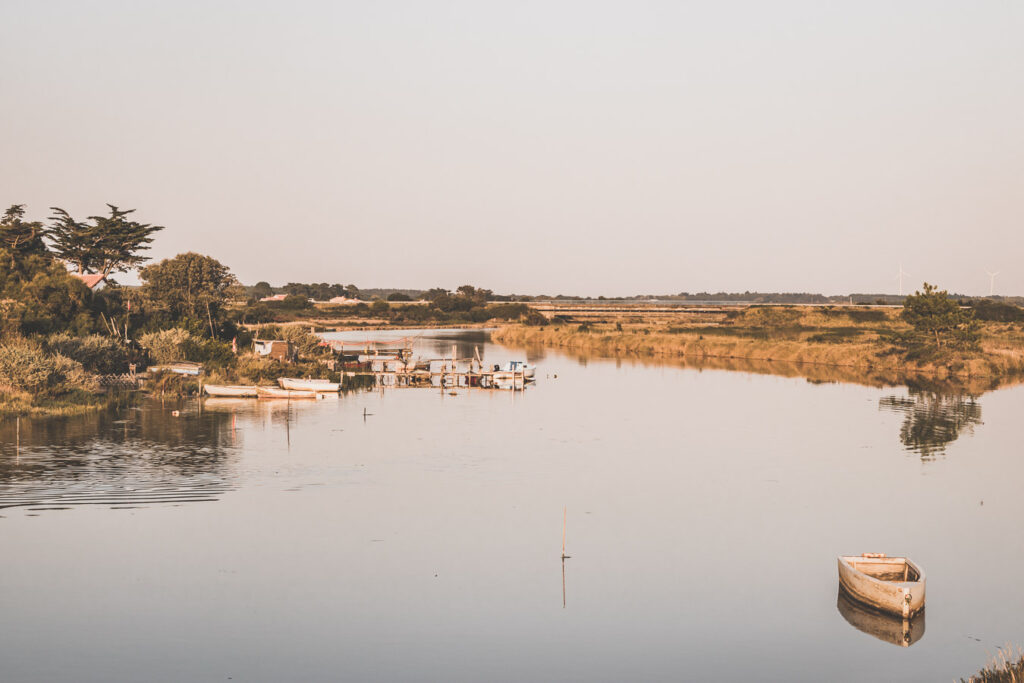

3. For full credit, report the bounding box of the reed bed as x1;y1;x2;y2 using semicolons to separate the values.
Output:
493;316;1024;384
961;647;1024;683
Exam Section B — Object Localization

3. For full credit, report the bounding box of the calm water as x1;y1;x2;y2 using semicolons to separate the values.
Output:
2;329;1023;682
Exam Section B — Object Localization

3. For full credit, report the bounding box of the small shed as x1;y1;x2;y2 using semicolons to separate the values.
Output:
253;339;295;362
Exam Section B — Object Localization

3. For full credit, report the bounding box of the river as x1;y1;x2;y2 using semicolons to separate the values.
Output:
1;329;1022;682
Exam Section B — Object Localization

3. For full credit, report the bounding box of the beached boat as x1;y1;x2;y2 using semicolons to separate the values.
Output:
257;386;317;399
277;378;341;392
836;589;925;647
203;384;259;398
837;553;925;618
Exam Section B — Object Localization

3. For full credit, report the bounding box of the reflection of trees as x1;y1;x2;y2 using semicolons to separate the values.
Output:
0;402;238;509
879;389;983;459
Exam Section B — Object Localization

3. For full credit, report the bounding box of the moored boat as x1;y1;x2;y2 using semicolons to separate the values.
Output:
837;553;925;618
277;377;341;392
257;386;317;399
495;360;535;379
203;384;259;398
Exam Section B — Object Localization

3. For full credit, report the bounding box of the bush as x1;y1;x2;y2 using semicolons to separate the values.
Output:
523;309;549;326
139;328;194;364
0;339;96;395
46;333;129;374
970;299;1024;323
370;299;391;316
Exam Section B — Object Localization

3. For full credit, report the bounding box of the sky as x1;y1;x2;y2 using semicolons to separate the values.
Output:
1;1;1021;296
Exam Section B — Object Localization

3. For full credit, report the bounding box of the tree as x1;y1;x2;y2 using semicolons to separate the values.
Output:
252;281;274;299
902;283;979;349
139;252;236;336
386;292;411;302
48;204;163;276
0;205;47;269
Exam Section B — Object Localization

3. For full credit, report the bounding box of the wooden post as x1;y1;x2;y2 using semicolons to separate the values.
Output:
15;415;20;460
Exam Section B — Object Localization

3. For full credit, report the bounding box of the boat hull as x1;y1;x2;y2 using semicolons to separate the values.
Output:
838;555;925;618
278;378;341;392
204;385;258;398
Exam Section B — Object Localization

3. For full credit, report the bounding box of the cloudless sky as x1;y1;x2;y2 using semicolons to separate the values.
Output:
2;1;1021;296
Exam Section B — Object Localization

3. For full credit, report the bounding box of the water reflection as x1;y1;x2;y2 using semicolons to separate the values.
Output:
0;402;239;511
837;589;925;647
879;389;983;459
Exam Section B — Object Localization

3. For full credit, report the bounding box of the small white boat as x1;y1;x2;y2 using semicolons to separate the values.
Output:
257;386;317;399
203;384;258;398
277;377;341;392
500;360;535;379
838;553;925;618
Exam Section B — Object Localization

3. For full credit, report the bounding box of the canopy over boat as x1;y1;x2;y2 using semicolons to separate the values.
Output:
838;553;925;618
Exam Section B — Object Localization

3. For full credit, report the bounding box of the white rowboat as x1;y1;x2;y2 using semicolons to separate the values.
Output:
204;384;259;398
277;378;341;392
837;553;925;618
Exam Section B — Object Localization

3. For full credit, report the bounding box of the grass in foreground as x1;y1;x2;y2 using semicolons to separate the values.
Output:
961;648;1024;683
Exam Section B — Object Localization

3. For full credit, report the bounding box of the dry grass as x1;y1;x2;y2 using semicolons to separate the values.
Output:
494;307;1024;386
961;647;1024;683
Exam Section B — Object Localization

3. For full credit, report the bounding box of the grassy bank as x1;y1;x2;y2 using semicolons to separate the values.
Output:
0;388;126;419
494;307;1024;384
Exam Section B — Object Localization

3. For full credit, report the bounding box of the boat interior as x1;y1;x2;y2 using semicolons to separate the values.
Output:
846;556;920;583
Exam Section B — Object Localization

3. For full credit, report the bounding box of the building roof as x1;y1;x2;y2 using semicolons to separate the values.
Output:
259;294;288;302
71;273;106;290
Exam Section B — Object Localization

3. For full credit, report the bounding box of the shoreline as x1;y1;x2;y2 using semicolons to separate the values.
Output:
492;323;1024;389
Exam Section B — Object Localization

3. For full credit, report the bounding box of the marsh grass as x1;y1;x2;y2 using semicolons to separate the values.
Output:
495;306;1024;384
961;647;1024;683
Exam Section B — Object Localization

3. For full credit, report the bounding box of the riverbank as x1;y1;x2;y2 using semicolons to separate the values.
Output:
0;389;122;419
493;307;1024;384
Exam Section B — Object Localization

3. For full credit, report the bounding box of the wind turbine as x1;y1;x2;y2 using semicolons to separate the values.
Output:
986;269;1000;297
897;263;911;296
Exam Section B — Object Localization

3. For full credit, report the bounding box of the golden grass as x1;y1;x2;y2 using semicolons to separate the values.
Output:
493;313;1024;388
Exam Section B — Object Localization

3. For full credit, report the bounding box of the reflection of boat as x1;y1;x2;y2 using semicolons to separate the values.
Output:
837;588;925;647
257;387;317;399
204;384;259;398
277;378;341;392
491;371;526;390
838;554;925;618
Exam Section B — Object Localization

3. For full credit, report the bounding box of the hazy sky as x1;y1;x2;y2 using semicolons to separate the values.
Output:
2;1;1021;296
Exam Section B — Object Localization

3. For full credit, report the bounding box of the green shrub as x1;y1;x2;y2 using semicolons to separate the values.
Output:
139;328;194;364
0;339;96;395
46;333;129;374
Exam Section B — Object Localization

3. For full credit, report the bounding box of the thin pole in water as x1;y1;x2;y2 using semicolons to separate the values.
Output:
15;415;20;461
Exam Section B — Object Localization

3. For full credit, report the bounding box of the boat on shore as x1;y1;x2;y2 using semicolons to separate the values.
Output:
277;378;341;392
837;553;925;618
257;387;317;399
204;384;259;398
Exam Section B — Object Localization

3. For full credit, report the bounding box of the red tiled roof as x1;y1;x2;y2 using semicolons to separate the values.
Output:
71;273;106;289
